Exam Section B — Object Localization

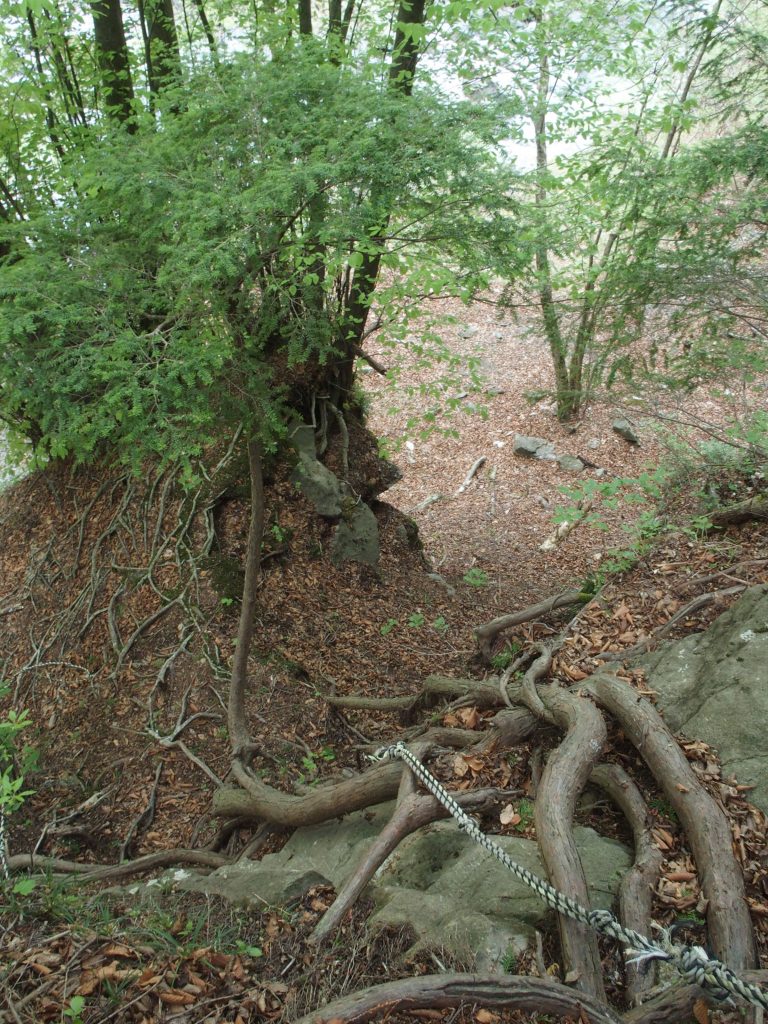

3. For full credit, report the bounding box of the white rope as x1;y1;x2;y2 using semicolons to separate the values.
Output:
371;741;768;1011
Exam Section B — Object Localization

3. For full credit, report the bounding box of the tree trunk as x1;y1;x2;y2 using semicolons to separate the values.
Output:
227;438;265;753
142;0;182;99
339;0;428;391
90;0;136;129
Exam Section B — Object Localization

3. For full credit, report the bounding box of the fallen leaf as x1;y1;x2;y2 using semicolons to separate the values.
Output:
675;783;690;793
158;990;197;1006
475;1010;500;1022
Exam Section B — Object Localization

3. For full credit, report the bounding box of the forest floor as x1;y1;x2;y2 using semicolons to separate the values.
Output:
1;294;767;1023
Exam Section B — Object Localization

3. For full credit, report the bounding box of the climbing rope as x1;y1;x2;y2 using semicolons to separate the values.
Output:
370;741;768;1011
0;806;9;880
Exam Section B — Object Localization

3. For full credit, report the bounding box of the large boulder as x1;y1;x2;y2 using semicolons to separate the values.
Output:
174;802;630;971
641;584;768;813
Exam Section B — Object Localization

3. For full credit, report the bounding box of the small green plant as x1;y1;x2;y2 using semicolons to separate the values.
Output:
220;596;234;607
234;939;264;958
500;945;518;973
490;641;522;671
514;798;535;832
380;618;398;636
407;611;425;628
269;521;291;545
298;746;335;782
431;615;449;634
462;567;488;587
0;686;36;886
63;996;86;1024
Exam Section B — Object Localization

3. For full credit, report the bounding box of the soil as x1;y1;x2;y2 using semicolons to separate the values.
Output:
1;294;767;1023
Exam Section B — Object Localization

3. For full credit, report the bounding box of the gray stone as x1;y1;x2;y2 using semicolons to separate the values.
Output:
174;804;630;972
557;454;585;473
288;422;318;462
612;418;640;445
458;324;479;339
587;439;601;450
290;459;342;518
288;421;343;517
640;585;768;813
331;497;380;566
513;434;555;460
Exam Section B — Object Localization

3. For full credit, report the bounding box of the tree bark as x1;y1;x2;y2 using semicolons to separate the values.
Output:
292;972;623;1024
141;0;182;99
90;0;136;128
583;670;757;971
227;438;265;754
535;686;608;999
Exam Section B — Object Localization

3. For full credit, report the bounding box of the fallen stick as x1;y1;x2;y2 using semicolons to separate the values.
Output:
475;588;586;659
539;499;592;552
455;456;486;495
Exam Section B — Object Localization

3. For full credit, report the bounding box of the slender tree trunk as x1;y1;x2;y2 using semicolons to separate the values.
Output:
141;0;182;100
339;0;427;392
191;0;220;67
530;28;572;419
227;438;265;754
25;11;67;161
90;0;136;129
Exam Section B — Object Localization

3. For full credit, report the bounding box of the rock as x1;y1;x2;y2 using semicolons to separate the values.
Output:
513;434;555;460
290;459;342;518
587;438;601;450
331;496;380;566
175;804;630;972
557;454;585;473
458;324;479;339
288;421;343;517
640;585;768;813
612;418;640;445
426;572;456;597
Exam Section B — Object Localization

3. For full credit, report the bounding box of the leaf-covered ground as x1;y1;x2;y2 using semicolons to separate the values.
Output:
1;297;767;1023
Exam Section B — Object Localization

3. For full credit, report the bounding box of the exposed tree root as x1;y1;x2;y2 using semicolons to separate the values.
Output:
589;763;663;1005
6;847;229;881
601;584;746;661
292;972;623;1024
213;758;405;825
474;587;587;659
621;970;768;1024
583;670;757;971
534;685;608;999
708;494;768;527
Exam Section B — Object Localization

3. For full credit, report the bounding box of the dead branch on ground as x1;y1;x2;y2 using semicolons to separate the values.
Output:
474;587;587;659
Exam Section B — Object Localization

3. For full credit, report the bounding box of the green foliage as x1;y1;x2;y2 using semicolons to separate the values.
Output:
63;996;86;1024
490;641;522;671
0;686;35;853
0;37;514;473
380;618;398;636
462;567;489;587
407;611;425;628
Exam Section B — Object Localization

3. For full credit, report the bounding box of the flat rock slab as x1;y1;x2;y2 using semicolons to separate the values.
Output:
175;803;630;971
641;584;768;813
